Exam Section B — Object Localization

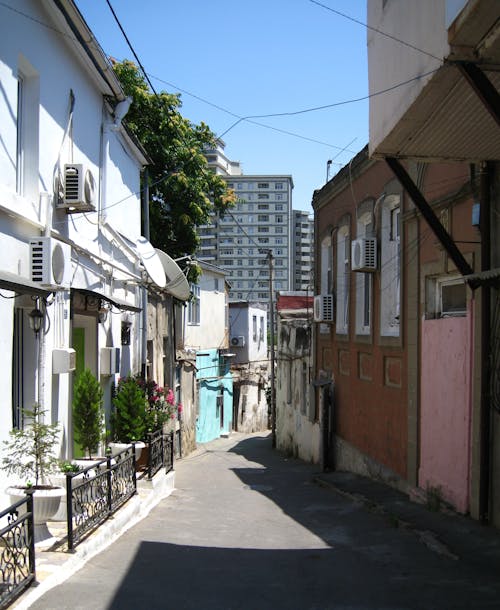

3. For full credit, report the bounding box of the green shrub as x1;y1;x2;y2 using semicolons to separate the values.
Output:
73;369;104;459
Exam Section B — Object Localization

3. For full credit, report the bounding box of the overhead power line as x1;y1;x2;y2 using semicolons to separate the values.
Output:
309;0;443;62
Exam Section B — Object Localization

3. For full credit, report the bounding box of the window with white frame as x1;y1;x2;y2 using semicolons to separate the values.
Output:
188;284;200;325
252;315;257;341
355;208;374;335
380;194;401;336
336;224;350;334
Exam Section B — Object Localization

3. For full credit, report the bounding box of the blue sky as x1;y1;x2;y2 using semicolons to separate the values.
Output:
76;0;369;212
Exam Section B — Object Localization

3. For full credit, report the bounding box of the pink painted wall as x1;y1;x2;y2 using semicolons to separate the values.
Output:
419;315;472;513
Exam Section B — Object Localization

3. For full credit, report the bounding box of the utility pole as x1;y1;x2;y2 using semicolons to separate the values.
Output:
267;250;276;448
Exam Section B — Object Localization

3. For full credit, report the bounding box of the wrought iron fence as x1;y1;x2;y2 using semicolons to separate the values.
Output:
66;446;137;550
0;493;35;609
146;431;174;480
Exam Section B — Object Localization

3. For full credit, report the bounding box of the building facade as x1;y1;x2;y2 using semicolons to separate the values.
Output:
201;142;294;305
367;0;500;526
228;301;269;433
292;210;314;291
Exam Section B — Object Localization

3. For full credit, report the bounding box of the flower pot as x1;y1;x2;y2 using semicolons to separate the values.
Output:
7;485;65;544
108;441;145;462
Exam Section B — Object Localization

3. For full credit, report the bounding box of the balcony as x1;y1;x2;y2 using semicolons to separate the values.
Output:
368;0;500;161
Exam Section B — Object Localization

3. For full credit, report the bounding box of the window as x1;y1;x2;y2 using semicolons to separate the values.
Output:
252;315;257;341
276;238;283;245
258;238;269;244
258;204;269;210
336;225;350;334
276;203;283;210
248;204;254;211
258;215;269;222
258;183;269;189
237;183;243;190
380;194;401;336
426;276;467;318
355;208;374;335
275;182;284;190
276;215;283;223
275;227;283;234
16;57;39;198
259;317;265;343
258;194;269;200
188;284;200;325
259;227;269;233
276;195;283;202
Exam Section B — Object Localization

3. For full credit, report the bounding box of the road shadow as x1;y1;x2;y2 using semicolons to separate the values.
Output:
103;434;500;610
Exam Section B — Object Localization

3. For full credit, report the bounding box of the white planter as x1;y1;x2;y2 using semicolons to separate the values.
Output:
108;441;145;462
7;486;65;544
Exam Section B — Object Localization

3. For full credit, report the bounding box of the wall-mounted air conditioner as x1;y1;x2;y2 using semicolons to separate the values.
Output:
230;336;245;347
313;295;334;322
30;237;72;288
52;348;76;374
100;347;121;376
58;164;96;211
351;237;377;272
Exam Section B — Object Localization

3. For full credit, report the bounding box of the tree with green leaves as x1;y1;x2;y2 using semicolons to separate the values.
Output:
73;369;104;459
111;376;147;443
112;60;235;272
2;403;60;487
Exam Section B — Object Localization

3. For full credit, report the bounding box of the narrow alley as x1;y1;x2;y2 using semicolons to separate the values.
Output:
26;433;500;610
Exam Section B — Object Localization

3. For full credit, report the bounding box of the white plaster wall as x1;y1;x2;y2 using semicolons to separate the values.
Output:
185;271;227;350
0;0;144;504
368;0;448;155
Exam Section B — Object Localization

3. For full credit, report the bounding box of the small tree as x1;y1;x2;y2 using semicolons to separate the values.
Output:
73;369;104;459
111;376;147;443
3;403;60;487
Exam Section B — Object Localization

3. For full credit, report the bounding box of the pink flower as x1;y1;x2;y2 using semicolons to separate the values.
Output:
177;403;183;413
166;389;175;405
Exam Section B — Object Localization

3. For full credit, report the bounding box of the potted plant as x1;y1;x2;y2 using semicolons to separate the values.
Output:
72;368;104;460
3;402;64;543
109;375;147;459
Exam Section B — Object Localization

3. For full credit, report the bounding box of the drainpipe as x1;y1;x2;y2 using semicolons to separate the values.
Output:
479;162;491;522
141;168;149;379
267;250;276;448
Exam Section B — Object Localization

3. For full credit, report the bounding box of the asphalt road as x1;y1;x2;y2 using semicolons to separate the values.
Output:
29;432;500;609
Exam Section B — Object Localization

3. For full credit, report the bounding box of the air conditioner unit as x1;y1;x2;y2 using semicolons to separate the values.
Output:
100;347;121;376
230;336;245;347
29;237;72;288
351;237;377;272
313;295;334;322
52;348;76;374
58;164;97;211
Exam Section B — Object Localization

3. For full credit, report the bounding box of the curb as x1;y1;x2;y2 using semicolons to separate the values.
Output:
12;470;175;610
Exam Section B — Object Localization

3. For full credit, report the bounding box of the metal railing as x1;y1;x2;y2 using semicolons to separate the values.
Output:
66;446;137;550
0;493;35;609
146;431;174;480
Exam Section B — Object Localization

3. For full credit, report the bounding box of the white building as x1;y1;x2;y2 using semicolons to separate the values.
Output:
0;0;171;499
292;210;314;291
228;302;269;433
201;142;294;305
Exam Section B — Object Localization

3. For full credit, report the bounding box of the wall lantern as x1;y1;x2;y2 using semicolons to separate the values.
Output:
29;306;44;335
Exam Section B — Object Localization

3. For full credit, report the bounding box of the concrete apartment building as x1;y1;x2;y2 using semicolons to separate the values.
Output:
200;142;294;304
292;210;313;291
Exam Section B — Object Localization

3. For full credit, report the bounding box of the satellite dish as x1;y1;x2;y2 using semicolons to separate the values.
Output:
155;249;191;301
136;237;166;288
